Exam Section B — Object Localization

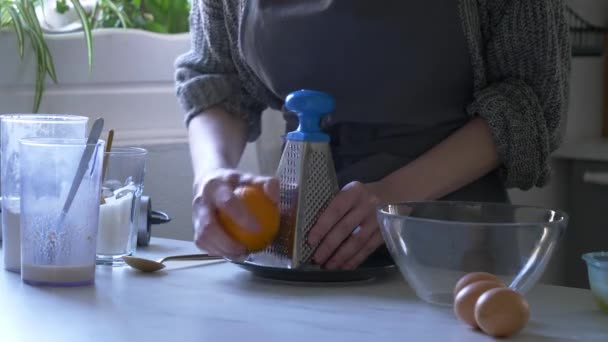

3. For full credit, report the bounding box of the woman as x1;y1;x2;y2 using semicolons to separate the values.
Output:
175;0;571;270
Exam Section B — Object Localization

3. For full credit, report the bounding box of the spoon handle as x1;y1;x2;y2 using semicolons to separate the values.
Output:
61;118;104;220
159;254;224;263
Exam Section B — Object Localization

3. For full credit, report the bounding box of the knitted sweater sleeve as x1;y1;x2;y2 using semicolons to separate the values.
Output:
468;0;571;190
174;0;266;142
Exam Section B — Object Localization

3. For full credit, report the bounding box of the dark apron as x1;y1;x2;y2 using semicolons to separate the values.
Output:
240;0;513;270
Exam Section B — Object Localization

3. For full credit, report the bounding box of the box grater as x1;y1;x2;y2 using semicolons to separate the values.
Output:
262;90;340;269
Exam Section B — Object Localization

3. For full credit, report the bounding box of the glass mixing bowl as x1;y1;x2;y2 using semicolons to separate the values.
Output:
377;201;568;306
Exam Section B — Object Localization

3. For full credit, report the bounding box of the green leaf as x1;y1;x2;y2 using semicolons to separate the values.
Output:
55;0;69;14
21;0;43;36
13;0;57;84
11;2;46;112
15;0;50;111
0;3;11;27
24;27;47;113
143;21;166;34
24;2;59;83
70;0;94;69
90;2;100;28
6;6;25;57
33;48;46;112
91;0;190;33
102;0;130;28
28;32;49;78
42;41;58;83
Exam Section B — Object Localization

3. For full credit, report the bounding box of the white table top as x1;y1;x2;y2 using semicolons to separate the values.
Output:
1;238;606;342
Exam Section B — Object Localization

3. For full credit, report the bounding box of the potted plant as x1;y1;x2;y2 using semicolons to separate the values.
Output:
0;0;190;112
0;0;275;241
0;0;209;243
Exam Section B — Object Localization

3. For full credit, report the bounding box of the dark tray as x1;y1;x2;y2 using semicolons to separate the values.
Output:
227;253;397;283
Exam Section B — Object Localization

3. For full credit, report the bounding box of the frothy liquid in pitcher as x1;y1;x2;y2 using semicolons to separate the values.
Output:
2;198;21;273
20;195;98;286
22;264;95;286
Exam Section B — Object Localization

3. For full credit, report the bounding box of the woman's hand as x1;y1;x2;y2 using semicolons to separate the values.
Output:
192;168;279;257
307;181;384;270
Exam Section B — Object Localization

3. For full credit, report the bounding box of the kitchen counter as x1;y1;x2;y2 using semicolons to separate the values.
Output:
0;238;606;342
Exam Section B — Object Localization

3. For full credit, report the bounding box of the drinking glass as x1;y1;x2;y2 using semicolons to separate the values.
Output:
96;147;147;266
19;138;104;286
0;115;88;273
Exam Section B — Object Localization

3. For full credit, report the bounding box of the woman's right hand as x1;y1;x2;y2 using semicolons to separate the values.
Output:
192;168;280;257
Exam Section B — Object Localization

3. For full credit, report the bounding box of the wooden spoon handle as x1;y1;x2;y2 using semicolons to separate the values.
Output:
100;129;115;205
101;129;114;181
159;254;224;263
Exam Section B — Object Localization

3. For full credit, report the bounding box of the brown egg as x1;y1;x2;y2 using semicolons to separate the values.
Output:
475;288;530;338
453;272;504;297
454;280;505;328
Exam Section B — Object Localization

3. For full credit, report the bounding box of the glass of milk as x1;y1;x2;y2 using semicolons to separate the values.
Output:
96;147;147;266
0;115;88;273
19;137;104;286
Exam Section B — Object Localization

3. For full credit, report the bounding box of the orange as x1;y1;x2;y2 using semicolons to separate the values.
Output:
217;185;280;252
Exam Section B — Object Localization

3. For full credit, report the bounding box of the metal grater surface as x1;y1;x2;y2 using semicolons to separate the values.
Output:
260;140;339;269
272;141;302;259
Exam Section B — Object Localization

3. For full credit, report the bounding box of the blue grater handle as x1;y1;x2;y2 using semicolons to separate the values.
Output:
285;90;335;142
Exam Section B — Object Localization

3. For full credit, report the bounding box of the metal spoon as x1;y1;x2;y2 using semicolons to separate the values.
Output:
59;117;104;225
123;254;224;272
51;118;103;263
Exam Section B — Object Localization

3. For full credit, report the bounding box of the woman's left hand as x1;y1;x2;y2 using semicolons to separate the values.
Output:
307;181;384;270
